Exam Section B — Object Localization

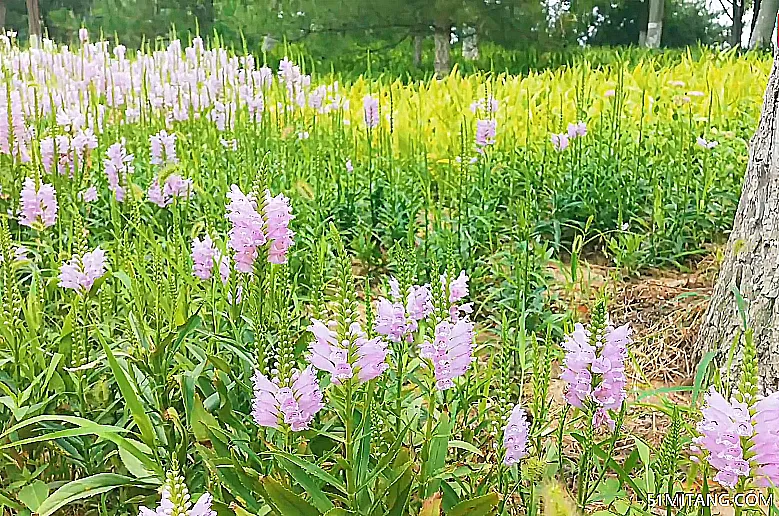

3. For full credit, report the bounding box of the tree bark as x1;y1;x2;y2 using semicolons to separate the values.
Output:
413;34;423;67
749;0;779;49
696;54;779;392
462;25;478;61
433;18;450;78
645;0;664;48
638;0;649;46
731;0;745;48
751;0;763;40
26;0;42;36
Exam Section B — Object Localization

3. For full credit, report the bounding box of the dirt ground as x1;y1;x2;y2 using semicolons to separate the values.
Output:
549;255;720;450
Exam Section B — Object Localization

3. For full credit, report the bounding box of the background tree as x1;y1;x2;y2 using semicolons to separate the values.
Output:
748;0;778;48
645;0;664;46
579;0;721;47
26;0;40;35
696;55;779;392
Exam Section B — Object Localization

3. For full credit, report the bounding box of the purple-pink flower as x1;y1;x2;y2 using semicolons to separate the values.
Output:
363;95;379;129
104;140;134;202
251;367;324;431
752;392;779;487
697;137;718;150
419;318;475;390
150;130;178;166
567;121;587;139
19;178;58;229
264;190;295;264
226;185;266;273
551;133;570;151
0;245;28;264
470;96;499;114
72;128;98;159
59;247;107;293
691;387;752;488
503;403;530;466
79;186;98;203
308;319;389;383
192;235;229;284
375;298;415;343
406;284;433;321
475;119;497;148
138;486;215;516
147;174;193;208
445;270;469;303
560;320;630;429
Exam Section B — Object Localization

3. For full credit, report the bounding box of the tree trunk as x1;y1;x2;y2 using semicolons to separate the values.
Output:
413;35;423;68
751;0;763;40
433;18;450;78
0;0;6;30
26;0;41;36
696;55;779;392
645;0;664;47
731;0;744;48
462;25;478;61
749;0;779;49
638;0;649;45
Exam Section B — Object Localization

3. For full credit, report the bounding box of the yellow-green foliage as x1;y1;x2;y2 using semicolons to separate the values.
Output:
335;50;770;157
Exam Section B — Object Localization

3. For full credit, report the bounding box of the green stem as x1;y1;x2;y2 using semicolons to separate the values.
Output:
345;381;355;508
576;411;595;511
557;404;569;474
421;386;436;496
395;351;404;434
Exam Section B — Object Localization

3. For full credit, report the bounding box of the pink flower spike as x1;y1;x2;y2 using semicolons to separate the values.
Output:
693;387;753;488
19;178;58;229
551;133;570;151
264;190;295;264
503;403;530;466
419;318;475;391
251;367;324;431
363;95;379;129
226;185;266;273
59;247;108;294
79;186;98;203
447;270;470;303
475;119;497;148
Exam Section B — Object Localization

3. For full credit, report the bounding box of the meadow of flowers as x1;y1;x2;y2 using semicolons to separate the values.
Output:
0;30;777;515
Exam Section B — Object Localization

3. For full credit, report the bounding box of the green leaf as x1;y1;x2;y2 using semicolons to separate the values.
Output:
368;461;413;516
97;333;157;447
18;481;48;512
423;412;450;497
634;436;651;466
730;285;748;330
692;351;716;406
260;477;321;516
0;414;160;476
448;440;483;457
590;445;646;501
36;474;143;516
118;439;156;480
591;478;626;505
275;456;335;513
191;394;220;442
420;493;442;516
447;493;499;516
0;491;23;510
267;451;346;494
